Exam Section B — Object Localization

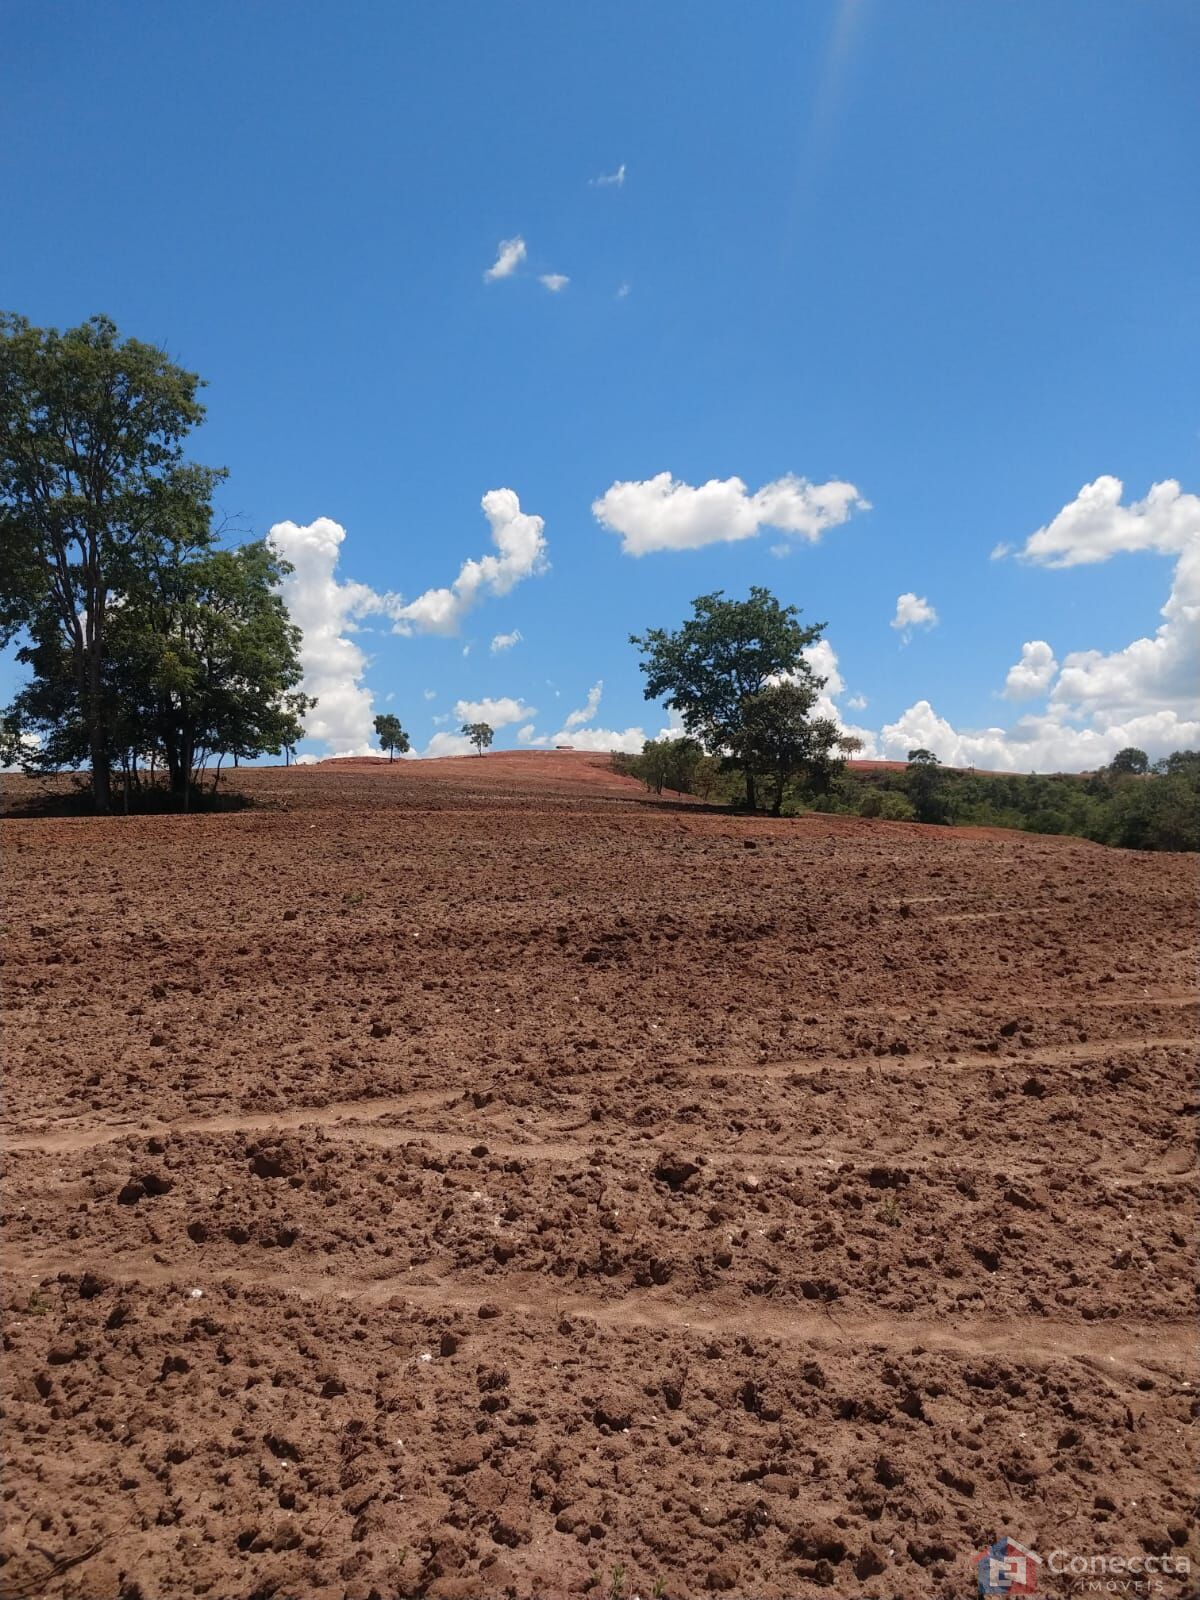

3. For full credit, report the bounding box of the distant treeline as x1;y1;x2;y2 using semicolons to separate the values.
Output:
613;741;1200;853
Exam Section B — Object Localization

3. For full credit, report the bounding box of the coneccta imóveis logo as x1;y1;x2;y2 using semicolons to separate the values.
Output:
975;1537;1040;1595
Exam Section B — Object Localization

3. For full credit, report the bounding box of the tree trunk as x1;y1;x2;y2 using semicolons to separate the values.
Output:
772;776;784;817
745;768;757;812
86;651;111;812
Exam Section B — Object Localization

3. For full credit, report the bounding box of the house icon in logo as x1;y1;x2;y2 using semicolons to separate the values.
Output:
975;1537;1040;1595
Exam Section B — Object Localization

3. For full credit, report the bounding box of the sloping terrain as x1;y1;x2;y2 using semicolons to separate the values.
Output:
2;756;1196;1598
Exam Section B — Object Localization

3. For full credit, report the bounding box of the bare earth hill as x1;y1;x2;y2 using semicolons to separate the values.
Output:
2;753;1196;1597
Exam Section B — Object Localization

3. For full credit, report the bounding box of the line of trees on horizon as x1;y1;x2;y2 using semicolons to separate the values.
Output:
615;734;1200;852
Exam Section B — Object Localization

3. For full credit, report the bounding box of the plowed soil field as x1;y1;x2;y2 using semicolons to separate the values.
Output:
3;753;1196;1598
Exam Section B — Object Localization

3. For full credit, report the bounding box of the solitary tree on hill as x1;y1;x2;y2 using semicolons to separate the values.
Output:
462;721;493;755
373;713;410;762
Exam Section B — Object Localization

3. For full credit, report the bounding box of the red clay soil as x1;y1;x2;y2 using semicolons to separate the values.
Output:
2;755;1196;1599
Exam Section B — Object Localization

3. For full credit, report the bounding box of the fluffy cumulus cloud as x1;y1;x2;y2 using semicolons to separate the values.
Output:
423;730;477;758
268;492;547;759
267;517;393;757
890;592;938;640
803;639;845;696
874;700;1200;773
452;696;536;728
490;629;521;653
1003;640;1058;700
392;489;548;636
517;680;649;753
592;471;868;556
554;726;647;752
871;477;1200;770
484;236;526;282
1019;475;1197;568
1027;478;1200;722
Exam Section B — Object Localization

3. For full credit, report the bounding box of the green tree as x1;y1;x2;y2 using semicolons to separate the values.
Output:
1107;746;1149;776
462;721;493;755
374;713;410;762
630;588;825;811
7;536;311;807
741;682;847;815
636;735;703;795
0;313;225;810
905;747;951;824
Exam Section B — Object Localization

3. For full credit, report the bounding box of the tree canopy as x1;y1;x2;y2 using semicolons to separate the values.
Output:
742;682;847;815
462;721;493;755
374;713;410;762
1;314;310;808
630;587;826;810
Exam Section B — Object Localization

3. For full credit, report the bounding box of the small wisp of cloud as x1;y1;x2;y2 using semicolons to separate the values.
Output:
490;629;522;653
484;236;526;282
891;592;939;644
539;273;569;293
591;162;626;188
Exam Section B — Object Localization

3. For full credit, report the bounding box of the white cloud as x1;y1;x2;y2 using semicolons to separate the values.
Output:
616;282;631;299
848;693;867;711
891;592;939;641
556;726;647;753
484;236;526;281
875;700;1200;773
803;639;844;696
1018;477;1200;724
867;476;1200;771
267;516;393;758
592;471;869;556
990;542;1012;561
562;680;603;730
539;274;569;293
423;731;477;758
490;629;522;653
1018;476;1197;569
392;489;548;635
423;688;437;700
1003;640;1058;700
591;163;626;188
453;696;536;728
525;680;646;752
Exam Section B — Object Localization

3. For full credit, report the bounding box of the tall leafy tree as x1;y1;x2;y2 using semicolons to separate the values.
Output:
630;587;825;810
374;713;410;762
7;537;312;805
905;747;950;824
461;721;493;755
742;682;847;815
0;313;224;809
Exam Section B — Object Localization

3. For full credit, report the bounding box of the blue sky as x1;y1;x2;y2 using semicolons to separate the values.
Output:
3;0;1197;768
